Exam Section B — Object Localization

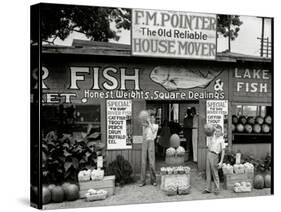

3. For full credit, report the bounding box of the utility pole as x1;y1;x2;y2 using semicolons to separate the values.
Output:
260;17;265;57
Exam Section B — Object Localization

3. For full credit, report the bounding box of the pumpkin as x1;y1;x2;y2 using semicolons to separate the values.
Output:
239;116;247;125
255;116;264;125
232;115;239;124
236;124;244;133
204;123;215;136
264;115;272;125
244;124;253;133
254;174;265;189
247;117;255;125
253;124;261;133
264;174;271;188
42;186;51;204
170;134;180;148
51;186;64;203
262;124;270;133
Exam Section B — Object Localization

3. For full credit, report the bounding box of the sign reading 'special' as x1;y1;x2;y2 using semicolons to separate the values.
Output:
132;9;217;60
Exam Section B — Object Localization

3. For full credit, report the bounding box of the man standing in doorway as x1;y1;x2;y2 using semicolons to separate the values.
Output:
183;108;193;161
139;113;159;187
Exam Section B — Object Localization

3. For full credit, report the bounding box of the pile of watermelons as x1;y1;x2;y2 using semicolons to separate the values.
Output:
41;183;80;205
232;115;272;134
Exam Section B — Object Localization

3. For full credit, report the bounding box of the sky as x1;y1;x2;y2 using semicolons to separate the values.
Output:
53;15;272;57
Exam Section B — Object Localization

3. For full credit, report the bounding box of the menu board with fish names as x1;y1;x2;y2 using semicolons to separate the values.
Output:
107;100;133;150
206;100;228;145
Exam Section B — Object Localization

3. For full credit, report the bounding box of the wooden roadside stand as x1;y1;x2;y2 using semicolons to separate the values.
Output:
41;39;272;181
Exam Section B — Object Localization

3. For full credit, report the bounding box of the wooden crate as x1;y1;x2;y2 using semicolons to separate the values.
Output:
160;174;190;191
224;172;254;190
79;175;115;198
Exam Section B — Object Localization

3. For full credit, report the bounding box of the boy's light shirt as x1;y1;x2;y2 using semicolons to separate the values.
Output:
207;135;225;154
143;124;159;140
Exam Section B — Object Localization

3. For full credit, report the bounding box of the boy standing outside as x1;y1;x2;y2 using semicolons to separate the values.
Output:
203;124;225;195
139;113;159;187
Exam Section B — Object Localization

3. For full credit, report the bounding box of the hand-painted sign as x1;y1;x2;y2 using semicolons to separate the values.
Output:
40;63;227;104
206;100;228;143
232;67;272;101
106;100;132;150
132;9;217;60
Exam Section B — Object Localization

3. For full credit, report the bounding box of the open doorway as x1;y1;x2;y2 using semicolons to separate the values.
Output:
146;100;199;168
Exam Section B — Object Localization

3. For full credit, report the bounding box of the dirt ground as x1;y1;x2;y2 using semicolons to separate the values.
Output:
44;162;271;210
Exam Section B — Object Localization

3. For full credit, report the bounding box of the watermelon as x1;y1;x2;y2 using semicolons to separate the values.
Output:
254;174;265;189
170;134;180;148
51;186;64;203
255;116;264;125
247;117;255;125
239;116;247;125
204;123;215;136
264;116;272;125
244;124;253;133
262;124;270;133
63;184;80;201
42;186;52;204
253;124;261;133
232;115;239;124
138;110;149;123
264;174;271;188
236;124;244;133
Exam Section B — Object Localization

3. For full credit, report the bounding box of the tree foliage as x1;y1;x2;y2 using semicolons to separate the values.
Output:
217;15;243;51
40;4;131;44
217;15;243;40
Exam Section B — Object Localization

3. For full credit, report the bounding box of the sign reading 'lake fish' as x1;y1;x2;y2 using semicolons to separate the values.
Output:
132;9;217;60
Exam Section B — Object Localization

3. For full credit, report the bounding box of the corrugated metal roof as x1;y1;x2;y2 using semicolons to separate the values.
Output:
42;40;272;63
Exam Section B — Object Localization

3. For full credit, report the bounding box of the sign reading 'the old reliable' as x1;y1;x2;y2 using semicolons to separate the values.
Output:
132;9;217;60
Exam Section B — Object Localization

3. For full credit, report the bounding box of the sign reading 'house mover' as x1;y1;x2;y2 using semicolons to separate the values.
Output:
132;9;217;60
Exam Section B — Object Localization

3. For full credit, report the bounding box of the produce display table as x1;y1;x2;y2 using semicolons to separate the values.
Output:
224;172;254;190
79;176;115;198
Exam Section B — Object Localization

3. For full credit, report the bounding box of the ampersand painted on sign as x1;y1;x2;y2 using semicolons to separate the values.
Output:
214;79;224;91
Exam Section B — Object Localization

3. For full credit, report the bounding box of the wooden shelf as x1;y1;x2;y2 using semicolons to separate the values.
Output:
232;132;272;136
232;132;272;144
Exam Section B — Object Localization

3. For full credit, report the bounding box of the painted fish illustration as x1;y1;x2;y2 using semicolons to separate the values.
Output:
150;66;222;91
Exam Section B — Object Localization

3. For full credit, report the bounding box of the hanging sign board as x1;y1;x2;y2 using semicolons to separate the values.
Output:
206;100;228;144
132;9;217;60
206;100;228;131
106;100;133;150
